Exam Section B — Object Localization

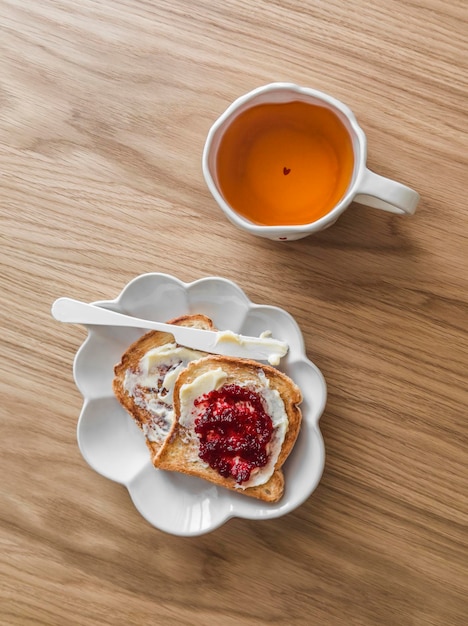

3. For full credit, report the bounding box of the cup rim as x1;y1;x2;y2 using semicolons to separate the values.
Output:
202;82;368;236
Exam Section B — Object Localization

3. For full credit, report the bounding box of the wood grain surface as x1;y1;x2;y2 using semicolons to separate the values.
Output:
1;1;467;624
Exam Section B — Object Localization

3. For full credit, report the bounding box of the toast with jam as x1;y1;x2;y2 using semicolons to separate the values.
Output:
113;314;214;462
154;355;303;502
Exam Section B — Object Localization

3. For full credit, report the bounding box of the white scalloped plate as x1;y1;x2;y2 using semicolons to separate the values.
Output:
73;273;326;536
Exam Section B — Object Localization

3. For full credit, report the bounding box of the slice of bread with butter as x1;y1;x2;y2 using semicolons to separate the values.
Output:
113;314;215;462
155;355;302;502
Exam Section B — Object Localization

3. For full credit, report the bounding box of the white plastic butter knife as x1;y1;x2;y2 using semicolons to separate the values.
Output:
52;297;288;364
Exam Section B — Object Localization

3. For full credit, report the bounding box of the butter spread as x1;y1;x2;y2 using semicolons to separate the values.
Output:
178;368;228;430
123;343;204;443
178;368;288;489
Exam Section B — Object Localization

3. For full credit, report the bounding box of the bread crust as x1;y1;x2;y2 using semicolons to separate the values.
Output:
112;314;215;461
155;355;302;502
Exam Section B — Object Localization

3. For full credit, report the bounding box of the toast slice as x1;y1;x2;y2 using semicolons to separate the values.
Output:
113;314;215;462
155;355;302;502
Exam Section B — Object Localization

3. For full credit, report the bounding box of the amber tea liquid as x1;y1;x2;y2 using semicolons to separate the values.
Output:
216;101;354;226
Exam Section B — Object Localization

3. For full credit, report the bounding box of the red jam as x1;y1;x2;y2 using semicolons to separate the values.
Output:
194;384;273;484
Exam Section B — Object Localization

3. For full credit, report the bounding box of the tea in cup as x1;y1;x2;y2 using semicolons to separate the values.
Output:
202;83;420;241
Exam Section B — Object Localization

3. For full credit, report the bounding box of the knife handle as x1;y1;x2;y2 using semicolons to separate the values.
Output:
51;298;168;332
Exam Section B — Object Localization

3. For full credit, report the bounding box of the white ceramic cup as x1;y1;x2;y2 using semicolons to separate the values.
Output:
202;83;420;241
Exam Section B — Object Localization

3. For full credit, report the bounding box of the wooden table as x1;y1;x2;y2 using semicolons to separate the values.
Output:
1;1;466;624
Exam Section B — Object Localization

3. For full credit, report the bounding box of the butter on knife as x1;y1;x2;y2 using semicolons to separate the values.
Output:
214;330;288;365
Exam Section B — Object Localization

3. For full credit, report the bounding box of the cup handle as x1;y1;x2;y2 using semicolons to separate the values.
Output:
354;168;419;215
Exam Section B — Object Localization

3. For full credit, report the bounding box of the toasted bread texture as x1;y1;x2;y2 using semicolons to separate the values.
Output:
155;355;303;502
112;314;215;461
